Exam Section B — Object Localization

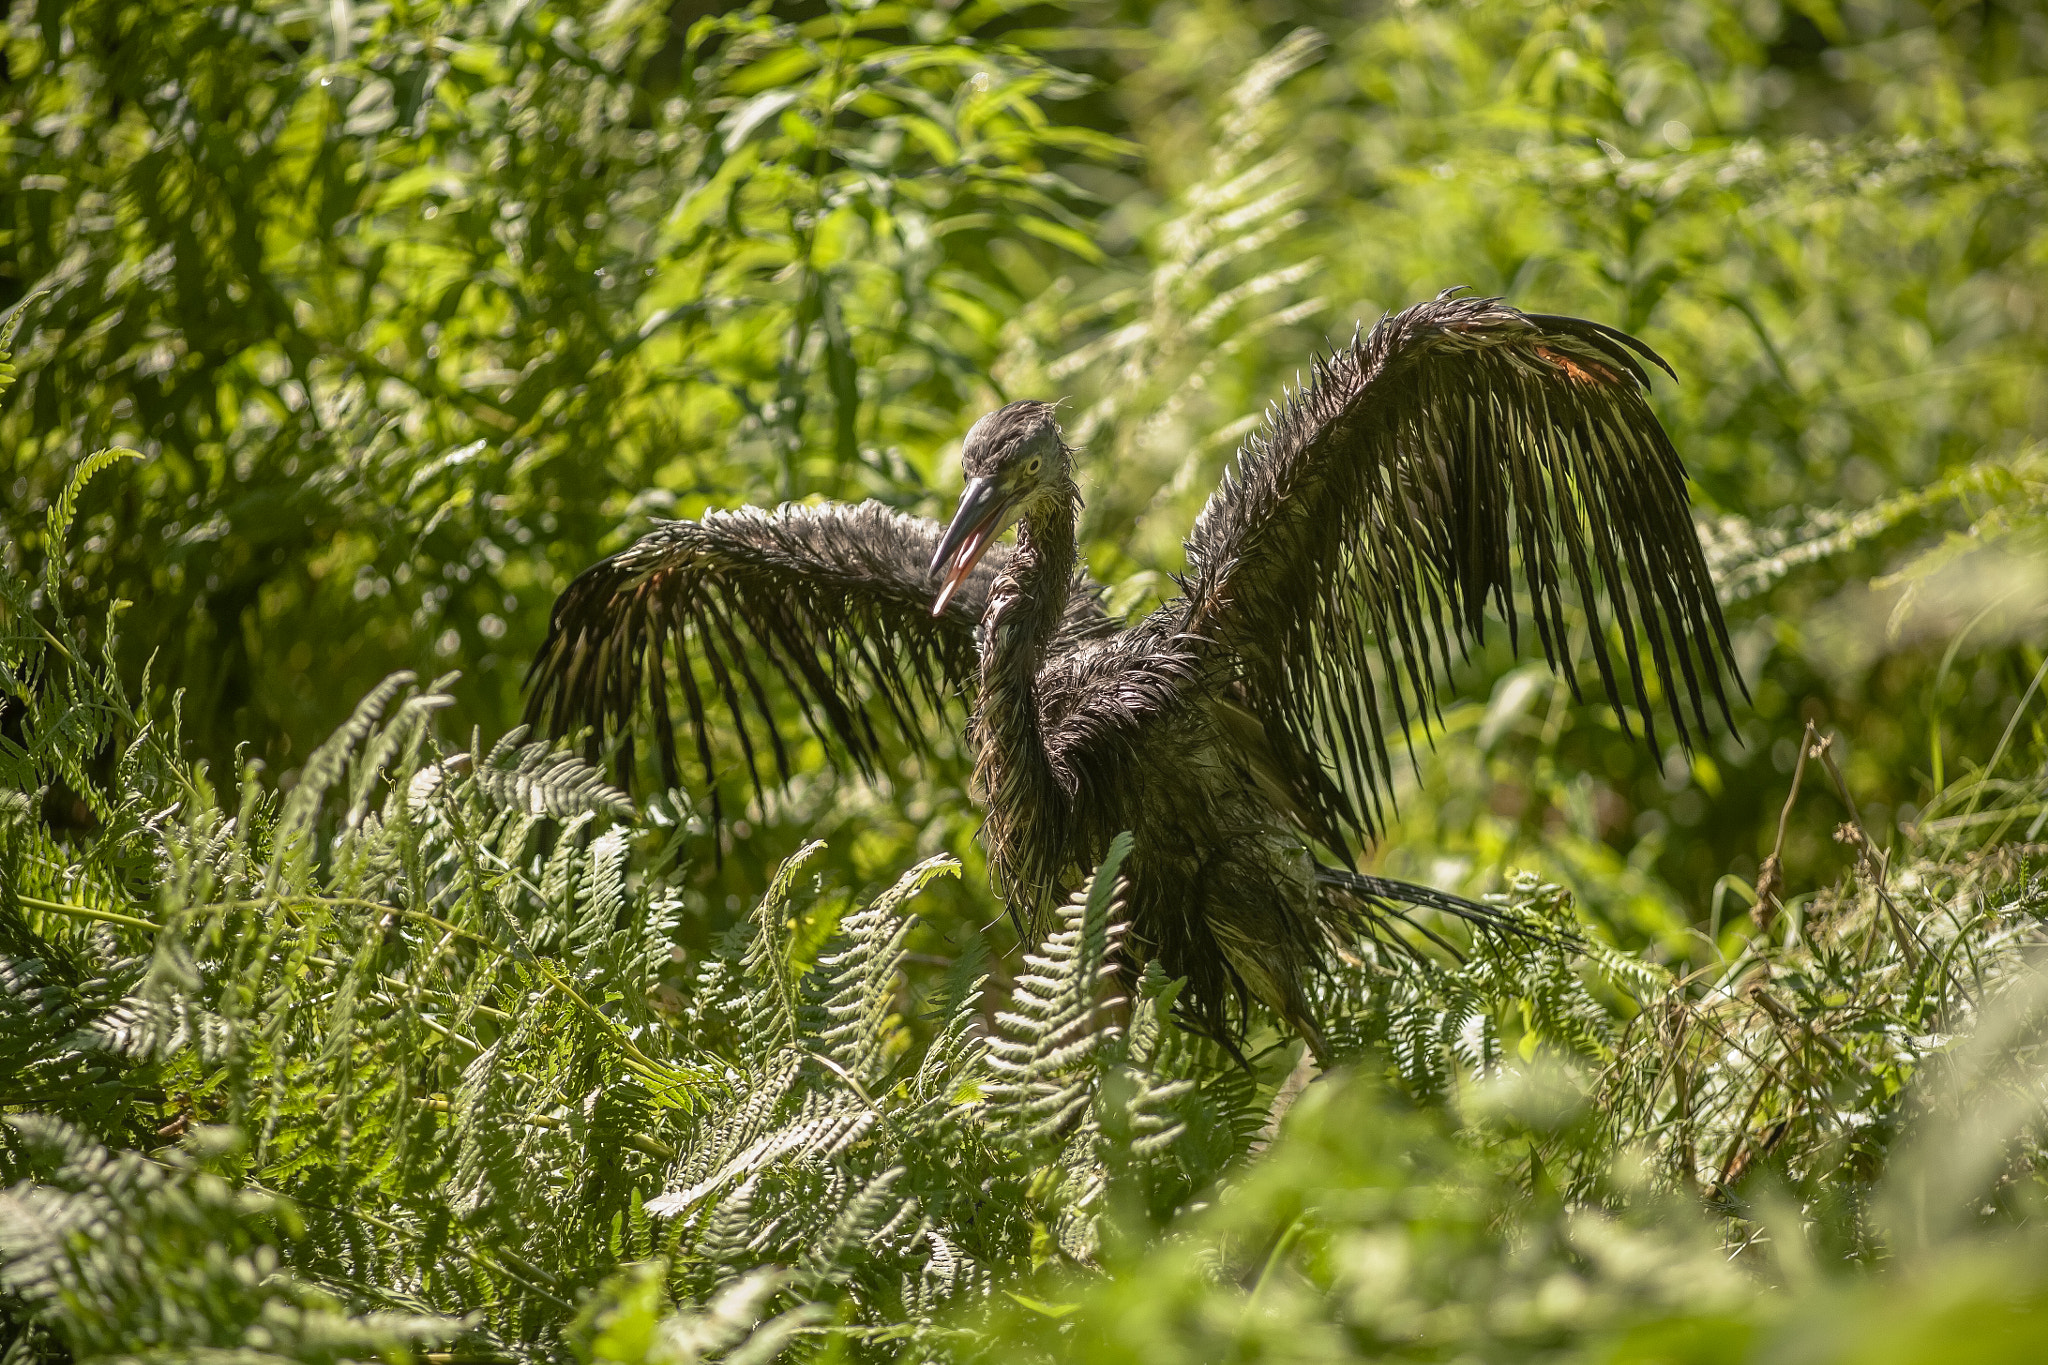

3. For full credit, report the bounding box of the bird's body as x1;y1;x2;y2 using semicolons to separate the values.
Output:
949;469;1339;1043
528;292;1739;1051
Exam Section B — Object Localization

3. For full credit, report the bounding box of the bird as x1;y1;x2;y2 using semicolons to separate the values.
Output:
525;290;1739;1055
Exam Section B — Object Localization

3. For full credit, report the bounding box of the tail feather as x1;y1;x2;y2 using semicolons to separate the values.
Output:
1313;865;1572;952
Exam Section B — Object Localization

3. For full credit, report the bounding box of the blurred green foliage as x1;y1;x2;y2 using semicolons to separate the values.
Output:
6;0;2048;1360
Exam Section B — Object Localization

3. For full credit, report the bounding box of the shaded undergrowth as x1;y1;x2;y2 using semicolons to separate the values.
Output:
6;445;2048;1364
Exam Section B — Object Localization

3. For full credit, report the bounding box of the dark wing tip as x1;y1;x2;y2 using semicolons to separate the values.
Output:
522;505;1113;812
1524;311;1679;385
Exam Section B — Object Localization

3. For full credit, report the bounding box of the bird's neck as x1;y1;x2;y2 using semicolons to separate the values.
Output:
973;484;1079;913
987;489;1078;665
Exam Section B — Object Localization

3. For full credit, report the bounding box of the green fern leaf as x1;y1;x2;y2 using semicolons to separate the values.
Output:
43;448;143;599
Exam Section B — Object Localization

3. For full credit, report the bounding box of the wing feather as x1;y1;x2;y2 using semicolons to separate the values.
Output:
525;499;1111;825
1176;290;1740;850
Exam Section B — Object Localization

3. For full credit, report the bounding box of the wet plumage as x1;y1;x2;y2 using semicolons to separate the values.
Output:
526;291;1740;1052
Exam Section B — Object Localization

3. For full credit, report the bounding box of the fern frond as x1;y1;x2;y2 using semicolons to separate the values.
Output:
577;829;631;957
0;1117;459;1361
477;726;636;820
985;834;1132;1144
739;841;827;1059
818;855;959;1088
278;671;418;841
798;1165;911;1286
42;448;143;601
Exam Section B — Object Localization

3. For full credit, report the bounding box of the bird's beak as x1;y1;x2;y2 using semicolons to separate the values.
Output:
929;476;1009;616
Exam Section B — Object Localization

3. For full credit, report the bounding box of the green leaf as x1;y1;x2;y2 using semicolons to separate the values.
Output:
43;448;144;599
1016;213;1106;263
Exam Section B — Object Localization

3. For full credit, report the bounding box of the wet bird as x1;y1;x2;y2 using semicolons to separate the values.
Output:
526;291;1739;1054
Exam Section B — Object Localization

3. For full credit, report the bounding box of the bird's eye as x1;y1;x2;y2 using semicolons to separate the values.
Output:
1022;457;1042;477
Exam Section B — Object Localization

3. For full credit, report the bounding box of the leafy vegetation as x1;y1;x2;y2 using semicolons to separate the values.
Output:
5;0;2048;1362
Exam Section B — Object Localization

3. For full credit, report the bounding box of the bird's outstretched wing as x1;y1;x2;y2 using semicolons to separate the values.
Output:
525;500;1110;821
1175;290;1740;848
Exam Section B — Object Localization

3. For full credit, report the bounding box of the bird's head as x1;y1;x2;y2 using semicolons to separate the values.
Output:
929;400;1071;615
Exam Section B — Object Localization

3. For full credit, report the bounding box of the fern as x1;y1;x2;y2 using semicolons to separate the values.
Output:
9;535;2048;1362
478;725;638;822
568;1262;822;1365
985;834;1134;1145
0;1116;457;1362
8;335;2048;1365
15;548;2038;1359
39;447;142;603
817;855;959;1090
0;293;33;404
1701;450;2046;607
276;670;420;842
